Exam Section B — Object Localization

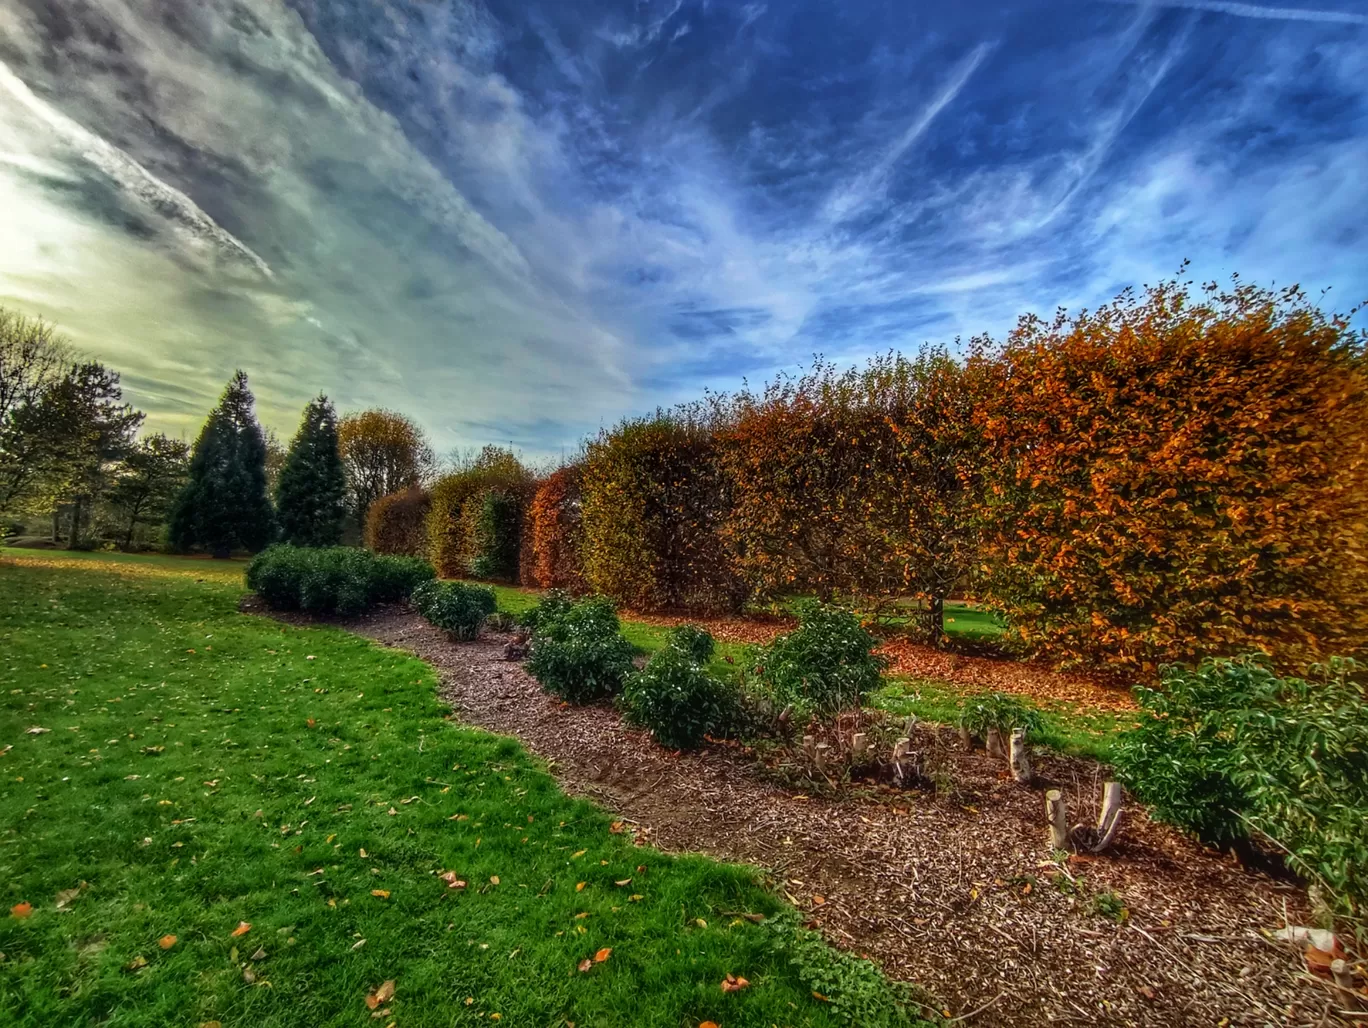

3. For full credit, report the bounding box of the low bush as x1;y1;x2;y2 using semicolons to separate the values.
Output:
246;545;434;616
1114;655;1368;919
412;579;497;641
518;589;575;632
622;643;737;750
957;692;1047;741
525;596;635;704
748;601;887;722
665;624;716;664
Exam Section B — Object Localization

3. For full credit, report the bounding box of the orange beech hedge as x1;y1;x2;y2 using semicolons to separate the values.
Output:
580;415;744;613
974;277;1368;673
364;486;431;557
426;446;532;579
525;466;586;591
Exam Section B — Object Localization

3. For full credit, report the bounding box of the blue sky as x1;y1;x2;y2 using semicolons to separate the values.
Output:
0;0;1364;455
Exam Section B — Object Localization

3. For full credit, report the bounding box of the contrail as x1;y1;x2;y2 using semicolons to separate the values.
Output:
1106;0;1368;25
0;59;275;280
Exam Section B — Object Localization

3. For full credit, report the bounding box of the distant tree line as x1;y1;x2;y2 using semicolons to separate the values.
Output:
0;306;436;556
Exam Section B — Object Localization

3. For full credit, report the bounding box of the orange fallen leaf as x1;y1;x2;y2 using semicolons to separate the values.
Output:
700;1023;720;1028
371;890;390;899
489;876;500;885
812;895;826;906
575;882;586;892
10;902;32;919
231;921;252;937
594;948;612;963
159;934;177;949
721;974;750;992
375;980;395;1003
609;821;624;833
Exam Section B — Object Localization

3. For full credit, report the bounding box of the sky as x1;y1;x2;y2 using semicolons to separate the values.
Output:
0;0;1365;456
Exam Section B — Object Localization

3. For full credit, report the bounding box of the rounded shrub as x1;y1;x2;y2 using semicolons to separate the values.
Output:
364;487;431;557
412;580;497;641
525;596;635;704
665;624;716;665
749;601;887;722
957;692;1047;741
622;646;737;749
1115;655;1368;921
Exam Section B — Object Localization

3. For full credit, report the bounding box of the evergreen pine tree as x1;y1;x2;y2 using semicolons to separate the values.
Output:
169;371;275;557
275;394;346;547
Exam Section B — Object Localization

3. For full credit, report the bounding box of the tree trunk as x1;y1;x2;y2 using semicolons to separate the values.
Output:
1046;790;1070;850
923;595;945;648
51;509;60;543
68;495;82;549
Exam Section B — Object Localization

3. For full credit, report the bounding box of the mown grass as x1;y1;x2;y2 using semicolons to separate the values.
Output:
870;679;1133;764
0;552;930;1027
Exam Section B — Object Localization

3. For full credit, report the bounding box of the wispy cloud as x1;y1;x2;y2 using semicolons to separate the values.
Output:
0;0;1363;456
1105;0;1368;24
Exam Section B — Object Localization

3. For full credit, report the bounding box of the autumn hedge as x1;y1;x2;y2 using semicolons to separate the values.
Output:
364;486;431;557
426;446;533;579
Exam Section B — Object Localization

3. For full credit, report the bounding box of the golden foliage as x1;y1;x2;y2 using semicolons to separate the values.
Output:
974;276;1368;672
363;486;430;557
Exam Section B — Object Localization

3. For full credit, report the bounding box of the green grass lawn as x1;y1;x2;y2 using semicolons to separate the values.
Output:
870;680;1133;764
0;551;928;1027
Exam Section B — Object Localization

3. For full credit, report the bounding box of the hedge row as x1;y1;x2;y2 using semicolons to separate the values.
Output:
361;277;1368;673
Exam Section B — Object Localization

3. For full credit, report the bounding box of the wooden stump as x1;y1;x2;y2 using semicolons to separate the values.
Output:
958;725;973;751
851;733;869;762
813;742;830;772
986;726;1006;760
1009;728;1032;783
1046;790;1070;850
802;734;815;760
1093;782;1123;852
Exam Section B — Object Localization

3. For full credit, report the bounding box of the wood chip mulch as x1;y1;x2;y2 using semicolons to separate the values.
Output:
254;601;1350;1027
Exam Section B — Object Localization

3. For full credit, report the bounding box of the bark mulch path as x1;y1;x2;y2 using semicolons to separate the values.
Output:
264;602;1343;1027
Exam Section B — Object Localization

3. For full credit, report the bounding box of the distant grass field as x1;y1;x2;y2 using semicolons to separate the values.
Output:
0;550;927;1027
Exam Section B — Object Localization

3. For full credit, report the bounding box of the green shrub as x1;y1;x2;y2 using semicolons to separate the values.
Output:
1115;655;1368;918
748;601;887;721
957;692;1047;740
622;646;737;749
412;580;497;641
526;596;635;704
519;589;575;632
246;545;435;616
665;624;716;664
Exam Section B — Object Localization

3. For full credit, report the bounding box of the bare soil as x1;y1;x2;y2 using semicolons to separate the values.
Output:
251;599;1350;1027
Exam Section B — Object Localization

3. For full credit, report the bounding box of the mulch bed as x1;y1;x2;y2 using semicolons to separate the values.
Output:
250;599;1349;1027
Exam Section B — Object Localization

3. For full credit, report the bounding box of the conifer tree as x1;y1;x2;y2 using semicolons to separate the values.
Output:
275;394;346;547
169;371;275;557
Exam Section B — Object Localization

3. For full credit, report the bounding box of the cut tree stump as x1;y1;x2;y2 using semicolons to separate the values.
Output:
1046;790;1070;850
958;725;973;751
851;733;868;762
802;734;815;760
813;742;830;772
1093;782;1123;853
1009;728;1032;784
985;726;1006;760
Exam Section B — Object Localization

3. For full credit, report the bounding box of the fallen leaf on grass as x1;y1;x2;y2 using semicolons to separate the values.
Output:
126;955;148;971
700;1023;720;1028
614;879;631;887
371;890;390;900
158;935;177;949
720;974;749;992
489;876;500;886
251;947;266;961
610;821;624;833
571;849;587;859
576;882;586;892
439;872;467;890
577;958;592;973
594;948;612;963
11;902;32;919
365;980;396;1009
231;921;252;937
